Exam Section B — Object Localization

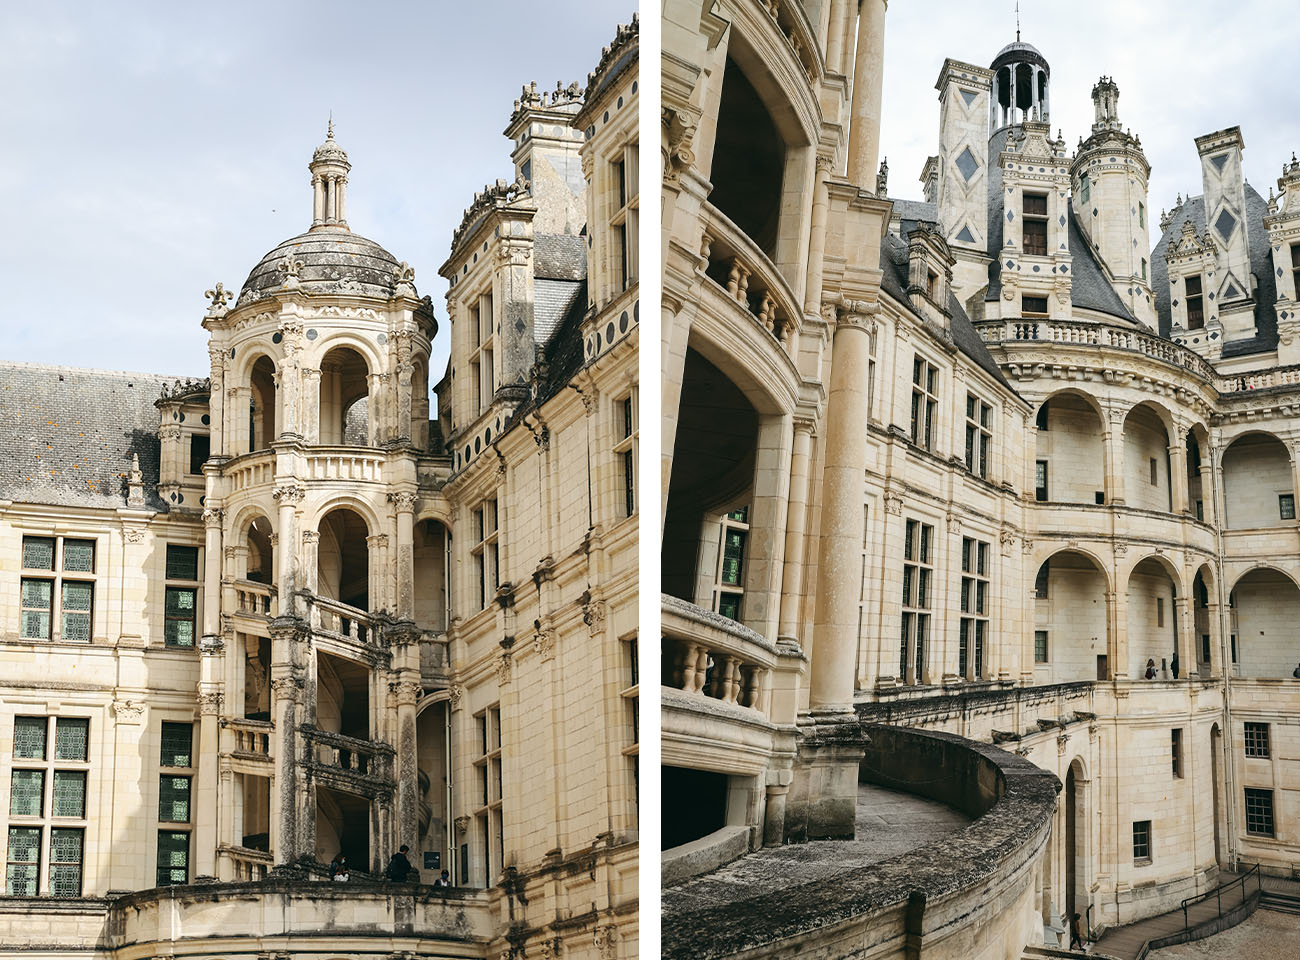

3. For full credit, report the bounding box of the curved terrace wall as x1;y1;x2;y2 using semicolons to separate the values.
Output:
661;725;1060;960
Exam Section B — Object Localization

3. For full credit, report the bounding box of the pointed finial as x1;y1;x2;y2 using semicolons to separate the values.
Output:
327;114;334;140
1016;0;1020;41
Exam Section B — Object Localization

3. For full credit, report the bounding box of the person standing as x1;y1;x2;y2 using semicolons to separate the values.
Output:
1171;650;1180;679
1145;658;1157;680
328;853;346;880
1069;911;1084;950
433;869;451;888
385;844;415;883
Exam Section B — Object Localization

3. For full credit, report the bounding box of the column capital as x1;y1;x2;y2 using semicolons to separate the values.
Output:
387;491;419;512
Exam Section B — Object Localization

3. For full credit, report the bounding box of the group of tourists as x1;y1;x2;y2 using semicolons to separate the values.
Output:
326;844;452;887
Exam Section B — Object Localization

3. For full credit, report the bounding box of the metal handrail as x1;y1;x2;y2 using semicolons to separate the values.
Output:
1179;863;1261;932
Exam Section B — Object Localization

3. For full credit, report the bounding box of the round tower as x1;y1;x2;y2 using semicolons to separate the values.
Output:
990;40;1050;131
1071;77;1155;326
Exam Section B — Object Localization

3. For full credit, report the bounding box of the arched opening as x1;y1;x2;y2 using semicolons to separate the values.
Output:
412;355;430;450
1123;404;1172;513
244;515;274;585
709;57;785;259
249;356;277;453
1222;432;1293;529
1229;567;1300;678
662;348;759;620
414;519;450;633
1065;759;1089;936
1193;566;1217;677
1187;427;1208;521
1033;550;1108;682
1127;557;1179;678
320;346;371;446
316;785;371;874
317;650;370;741
1015;62;1034;114
317;508;371;611
416;701;451;881
1034;393;1104;505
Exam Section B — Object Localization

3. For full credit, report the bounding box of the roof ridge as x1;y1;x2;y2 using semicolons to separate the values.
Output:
0;360;197;381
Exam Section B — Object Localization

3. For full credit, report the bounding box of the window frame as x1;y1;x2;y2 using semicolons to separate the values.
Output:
467;290;496;417
1280;494;1295;521
1244;722;1270;758
1022;191;1049;257
1171;728;1183;779
6;716;91;897
1022;295;1049;318
471;705;504;888
910;356;939;451
712;507;750;622
163;545;202;649
471;497;501;612
1132;820;1152;863
900;518;934;684
959;537;990;680
1185;274;1205;330
156;720;195;887
613;391;638;521
1244;788;1275;838
1034;629;1049;664
964;393;993;479
20;536;98;643
607;143;639;295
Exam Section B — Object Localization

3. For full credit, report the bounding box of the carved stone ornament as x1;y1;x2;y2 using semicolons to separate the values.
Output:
662;106;698;185
388;680;421;706
454;815;471;833
112;700;145;724
1000;529;1016;555
593;923;619;960
204;282;233;313
448;683;465;710
202;507;224;526
388;491;419;511
534;625;556;662
496;654;513;686
199;634;225;657
198;691;224;715
883;494;903;516
301;530;320;544
271;484;305;504
582;598;607;636
537;938;564;960
124;528;146;545
1057;731;1069;755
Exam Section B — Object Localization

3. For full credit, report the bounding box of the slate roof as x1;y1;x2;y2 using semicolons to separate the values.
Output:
982;126;1136;324
534;233;587;281
535;277;584;346
1151;185;1277;357
0;363;189;511
533;233;588;347
880;231;1014;392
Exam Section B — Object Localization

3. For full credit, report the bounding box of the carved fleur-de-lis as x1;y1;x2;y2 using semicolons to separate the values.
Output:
204;282;232;307
393;261;415;283
278;254;304;279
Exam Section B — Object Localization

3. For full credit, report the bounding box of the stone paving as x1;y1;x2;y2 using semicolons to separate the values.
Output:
663;781;970;914
1145;908;1300;957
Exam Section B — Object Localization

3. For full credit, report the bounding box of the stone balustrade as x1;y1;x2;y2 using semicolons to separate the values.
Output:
232;579;276;618
224;718;273;759
221;844;272;881
662;595;777;717
302;592;374;644
699;203;801;354
223;449;276;493
302;446;387;483
302;726;394;783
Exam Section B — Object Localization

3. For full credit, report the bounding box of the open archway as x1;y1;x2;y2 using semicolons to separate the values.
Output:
1032;549;1109;682
320;346;372;446
1229;566;1300;678
1222;432;1293;529
1034;392;1104;504
317;507;371;611
1127;556;1180;678
249;355;277;453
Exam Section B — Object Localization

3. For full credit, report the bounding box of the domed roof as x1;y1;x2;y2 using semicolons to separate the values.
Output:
991;40;1049;71
312;120;350;165
237;227;404;306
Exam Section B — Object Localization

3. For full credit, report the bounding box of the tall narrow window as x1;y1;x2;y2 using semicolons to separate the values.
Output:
1034;630;1049;663
1292;244;1300;299
188;433;210;475
1035;460;1049;501
900;519;934;684
965;394;992;479
910;357;939;450
1079;175;1090;204
621;635;639;817
157;721;194;886
164;545;200;648
1185;275;1204;329
959;537;990;680
1171;728;1183;778
1034;560;1050;599
467;293;495;417
1138;202;1146;229
609;145;639;294
472;705;504;888
471;498;500;611
1023;192;1048;256
713;508;750;622
614;393;637;519
1149;457;1158;485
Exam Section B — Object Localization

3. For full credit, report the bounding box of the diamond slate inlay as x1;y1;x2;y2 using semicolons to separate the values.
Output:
1215;208;1237;240
959;89;978;107
1211;154;1229;174
956;225;975;243
956;146;979;182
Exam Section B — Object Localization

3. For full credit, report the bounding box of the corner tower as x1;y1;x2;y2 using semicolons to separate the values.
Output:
1071;77;1155;326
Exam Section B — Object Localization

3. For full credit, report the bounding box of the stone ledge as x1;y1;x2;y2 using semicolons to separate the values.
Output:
662;825;754;887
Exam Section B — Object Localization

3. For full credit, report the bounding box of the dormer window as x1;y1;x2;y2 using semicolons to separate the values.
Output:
1185;275;1204;329
1079;175;1090;205
1023;193;1048;256
469;293;495;416
1022;295;1049;318
927;269;940;302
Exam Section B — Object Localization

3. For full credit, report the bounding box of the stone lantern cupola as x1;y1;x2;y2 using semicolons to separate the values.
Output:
990;39;1050;131
310;120;351;230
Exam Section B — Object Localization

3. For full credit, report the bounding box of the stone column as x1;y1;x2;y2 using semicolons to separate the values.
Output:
279;324;304;439
846;0;888;189
763;784;790;847
366;373;385;446
367;534;390;613
389;665;421;854
390;492;417;619
272;484;303;616
269;619;306;865
301;530;320;595
1173;595;1195;679
194;675;223;879
312;175;324;226
803;158;833;317
777;418;816;643
208;348;226;456
202;508;223;639
1106;590;1127;679
1198;464;1214;523
1204;600;1221;677
1169;441;1189;514
302;368;321;444
787;301;876;843
1104;420;1126;505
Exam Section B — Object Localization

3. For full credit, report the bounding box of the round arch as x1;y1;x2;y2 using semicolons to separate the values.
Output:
309;493;382;537
1121;398;1176;438
1033;545;1113;594
1228;562;1300;594
1222;426;1289;454
227;502;278;541
307;333;382;379
1036;387;1106;425
1031;547;1111;683
415;500;454;531
230;345;282;385
1122;552;1185;597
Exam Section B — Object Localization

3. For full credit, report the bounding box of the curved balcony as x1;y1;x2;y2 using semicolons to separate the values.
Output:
223;449;276;494
103;879;492;955
301;445;388;484
1031;501;1219;559
976;317;1219;385
728;0;822;142
662;725;1060;959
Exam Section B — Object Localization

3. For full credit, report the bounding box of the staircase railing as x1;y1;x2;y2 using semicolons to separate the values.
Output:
1179;863;1261;933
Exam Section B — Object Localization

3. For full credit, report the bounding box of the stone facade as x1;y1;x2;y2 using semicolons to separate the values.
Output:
0;15;636;960
662;1;1300;955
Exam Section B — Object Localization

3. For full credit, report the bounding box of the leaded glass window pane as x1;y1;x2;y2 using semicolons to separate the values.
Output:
52;771;86;818
22;537;54;571
10;770;44;817
159;776;191;823
50;829;82;897
720;530;746;586
164;587;196;647
20;579;52;639
717;592;741;621
165;545;199;581
62;540;95;573
61;581;93;642
157;830;189;886
160;722;192;768
54;718;89;762
6;827;40;896
13;717;47;760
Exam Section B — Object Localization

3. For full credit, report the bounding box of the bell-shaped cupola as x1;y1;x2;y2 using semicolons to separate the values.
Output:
990;40;1050;131
309;120;351;230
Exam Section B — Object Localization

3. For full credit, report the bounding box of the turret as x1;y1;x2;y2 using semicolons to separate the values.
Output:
1071;76;1154;326
309;120;351;230
934;58;995;303
504;81;587;236
990;40;1049;131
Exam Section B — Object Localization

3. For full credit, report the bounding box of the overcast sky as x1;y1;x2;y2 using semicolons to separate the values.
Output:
881;0;1299;232
0;0;631;380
